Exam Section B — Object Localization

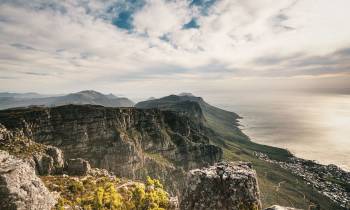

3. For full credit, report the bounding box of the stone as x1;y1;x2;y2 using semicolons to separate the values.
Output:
66;158;91;176
180;161;262;210
33;146;64;175
264;205;302;210
45;146;64;170
0;150;57;210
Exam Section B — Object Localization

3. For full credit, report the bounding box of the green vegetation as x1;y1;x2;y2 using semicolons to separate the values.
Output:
42;175;170;210
221;139;342;210
137;95;344;209
144;152;174;167
0;134;46;159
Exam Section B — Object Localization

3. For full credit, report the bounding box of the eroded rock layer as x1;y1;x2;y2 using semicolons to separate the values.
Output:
0;105;222;194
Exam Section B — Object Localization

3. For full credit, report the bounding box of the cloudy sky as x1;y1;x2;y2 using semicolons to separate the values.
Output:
0;0;350;98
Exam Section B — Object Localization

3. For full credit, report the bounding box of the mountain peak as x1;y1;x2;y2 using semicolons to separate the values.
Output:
76;90;103;96
178;92;195;97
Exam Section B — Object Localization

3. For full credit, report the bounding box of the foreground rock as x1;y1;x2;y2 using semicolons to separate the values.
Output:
33;146;65;175
0;150;57;210
264;205;301;210
66;158;91;176
180;161;262;210
0;123;65;176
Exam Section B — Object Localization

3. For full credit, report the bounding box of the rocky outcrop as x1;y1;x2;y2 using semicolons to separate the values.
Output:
66;158;91;176
264;206;302;210
0;150;57;210
180;161;262;210
0;123;64;175
33;146;64;175
0;105;222;194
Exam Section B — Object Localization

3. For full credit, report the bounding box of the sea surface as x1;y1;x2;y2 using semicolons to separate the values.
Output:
215;92;350;171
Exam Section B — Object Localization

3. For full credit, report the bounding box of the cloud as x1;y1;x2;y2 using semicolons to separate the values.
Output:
133;0;191;37
0;0;350;95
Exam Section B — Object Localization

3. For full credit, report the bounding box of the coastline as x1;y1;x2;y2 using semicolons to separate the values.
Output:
254;151;350;208
233;114;350;208
236;115;350;172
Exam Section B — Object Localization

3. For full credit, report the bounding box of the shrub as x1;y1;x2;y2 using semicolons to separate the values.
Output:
42;175;170;210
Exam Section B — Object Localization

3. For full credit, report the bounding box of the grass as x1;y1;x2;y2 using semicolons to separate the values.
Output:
221;138;343;210
193;100;343;209
144;152;174;168
136;95;345;209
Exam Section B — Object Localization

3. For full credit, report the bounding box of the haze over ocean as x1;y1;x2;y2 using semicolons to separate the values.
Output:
215;92;350;171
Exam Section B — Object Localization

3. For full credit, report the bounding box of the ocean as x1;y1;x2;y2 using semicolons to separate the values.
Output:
215;92;350;171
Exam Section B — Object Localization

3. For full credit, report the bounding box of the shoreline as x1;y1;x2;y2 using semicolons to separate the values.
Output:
254;151;350;208
237;117;350;172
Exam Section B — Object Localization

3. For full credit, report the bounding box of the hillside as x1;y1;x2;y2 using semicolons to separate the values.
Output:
0;90;134;109
136;94;345;210
0;94;346;209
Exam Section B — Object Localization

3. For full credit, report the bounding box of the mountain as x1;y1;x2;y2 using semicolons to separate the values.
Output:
50;90;134;107
136;94;245;140
136;94;345;209
0;90;134;109
0;94;345;209
0;92;48;99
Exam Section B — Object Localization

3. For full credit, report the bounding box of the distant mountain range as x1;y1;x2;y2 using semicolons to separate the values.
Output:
0;90;134;109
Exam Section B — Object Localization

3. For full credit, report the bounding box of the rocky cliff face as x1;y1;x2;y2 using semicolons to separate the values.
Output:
0;105;222;194
0;150;57;210
180;161;262;210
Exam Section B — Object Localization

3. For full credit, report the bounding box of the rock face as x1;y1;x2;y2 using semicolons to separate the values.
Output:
264;206;301;210
0;105;222;194
180;161;262;210
33;146;65;175
66;158;91;176
0;123;64;176
0;150;57;210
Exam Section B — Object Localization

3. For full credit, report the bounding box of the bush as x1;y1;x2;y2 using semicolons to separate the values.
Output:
42;175;170;210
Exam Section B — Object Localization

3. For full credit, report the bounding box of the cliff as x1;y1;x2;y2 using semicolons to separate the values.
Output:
0;105;222;194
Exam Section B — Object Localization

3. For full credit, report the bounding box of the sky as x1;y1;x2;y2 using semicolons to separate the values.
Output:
0;0;350;99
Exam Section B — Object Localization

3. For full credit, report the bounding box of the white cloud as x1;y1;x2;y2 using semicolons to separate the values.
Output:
133;0;191;37
0;0;350;95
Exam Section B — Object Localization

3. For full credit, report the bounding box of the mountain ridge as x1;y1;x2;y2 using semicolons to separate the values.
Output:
0;90;134;109
0;93;345;209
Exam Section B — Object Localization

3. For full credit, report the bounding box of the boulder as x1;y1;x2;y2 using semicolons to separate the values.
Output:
0;150;57;210
45;146;64;170
66;158;91;176
33;146;64;175
180;161;262;210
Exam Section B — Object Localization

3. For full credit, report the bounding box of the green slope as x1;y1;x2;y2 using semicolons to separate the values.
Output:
136;94;344;210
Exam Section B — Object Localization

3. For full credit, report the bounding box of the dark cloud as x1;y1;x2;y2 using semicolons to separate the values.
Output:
254;53;304;65
252;47;350;77
10;43;37;51
23;71;50;76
